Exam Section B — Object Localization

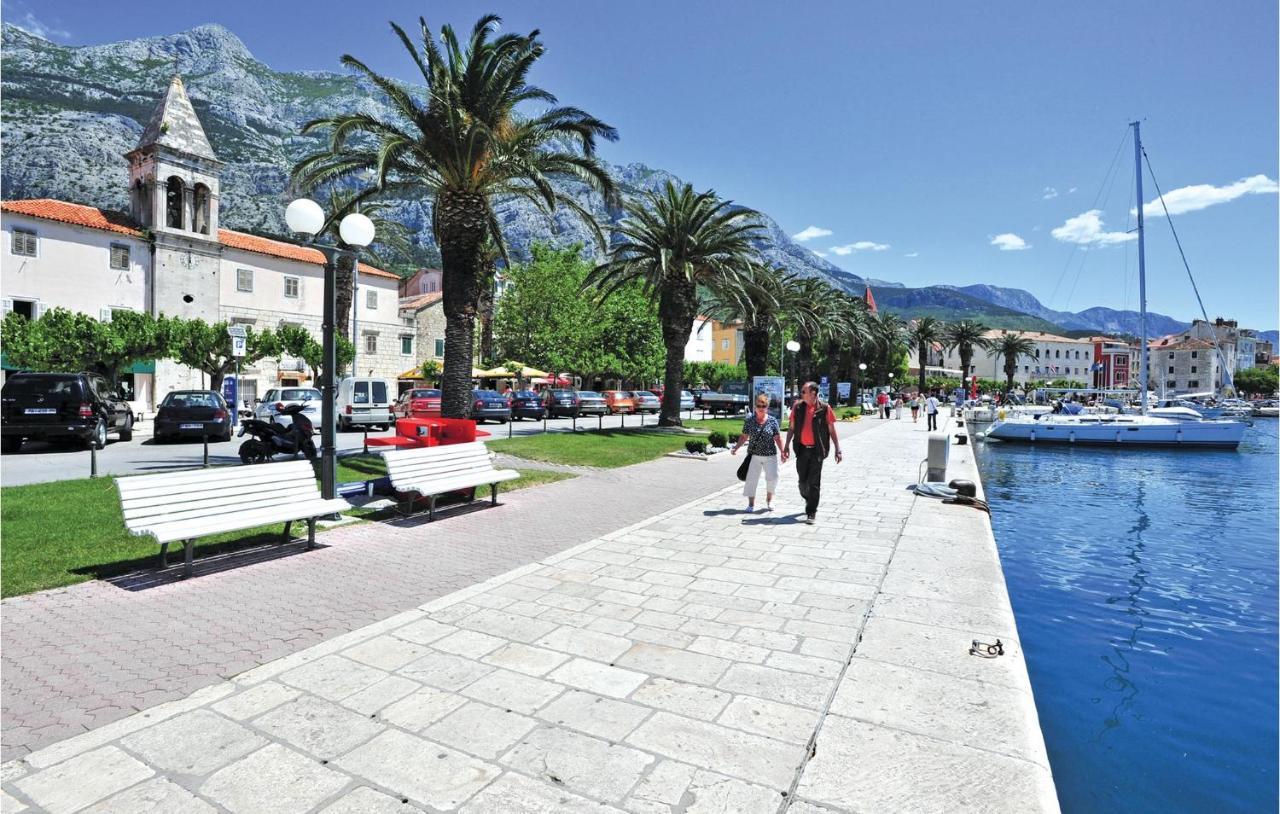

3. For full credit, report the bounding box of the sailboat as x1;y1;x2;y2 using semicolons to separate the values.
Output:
986;123;1246;449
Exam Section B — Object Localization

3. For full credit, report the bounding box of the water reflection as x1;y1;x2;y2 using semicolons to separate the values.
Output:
1096;478;1148;742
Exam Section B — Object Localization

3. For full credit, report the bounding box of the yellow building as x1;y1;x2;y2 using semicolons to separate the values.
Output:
711;320;743;365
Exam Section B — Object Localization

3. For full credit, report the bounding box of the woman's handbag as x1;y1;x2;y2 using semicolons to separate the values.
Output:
736;452;753;481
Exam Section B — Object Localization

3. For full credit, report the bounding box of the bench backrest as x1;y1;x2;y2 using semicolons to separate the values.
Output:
380;441;498;489
117;460;322;532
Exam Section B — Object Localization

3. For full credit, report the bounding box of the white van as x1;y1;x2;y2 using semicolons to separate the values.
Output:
336;377;394;431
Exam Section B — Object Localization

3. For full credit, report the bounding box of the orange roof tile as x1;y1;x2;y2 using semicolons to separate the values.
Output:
1;199;143;237
0;198;397;280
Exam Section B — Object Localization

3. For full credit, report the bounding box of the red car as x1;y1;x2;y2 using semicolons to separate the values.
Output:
393;388;441;419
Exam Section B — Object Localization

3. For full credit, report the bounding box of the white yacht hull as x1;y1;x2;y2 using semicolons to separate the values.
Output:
984;415;1245;448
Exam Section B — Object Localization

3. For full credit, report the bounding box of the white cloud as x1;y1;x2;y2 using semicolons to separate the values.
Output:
11;11;71;41
813;250;828;258
829;241;890;255
1051;210;1136;246
990;233;1030;251
1135;174;1278;218
905;251;919;258
1042;187;1058;200
792;225;833;242
1067;187;1078;194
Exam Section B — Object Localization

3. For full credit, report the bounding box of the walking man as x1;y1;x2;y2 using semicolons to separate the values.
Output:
783;382;843;524
925;391;940;431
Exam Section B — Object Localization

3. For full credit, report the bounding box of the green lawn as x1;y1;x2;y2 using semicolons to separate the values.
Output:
486;416;783;468
1;461;574;598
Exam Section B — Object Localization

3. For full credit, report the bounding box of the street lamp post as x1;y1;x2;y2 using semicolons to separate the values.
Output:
286;199;375;500
784;340;801;401
857;362;867;407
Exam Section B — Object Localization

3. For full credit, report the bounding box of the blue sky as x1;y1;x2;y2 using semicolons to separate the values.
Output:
10;0;1279;328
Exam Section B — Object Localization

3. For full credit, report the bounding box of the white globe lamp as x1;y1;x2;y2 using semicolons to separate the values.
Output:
285;198;324;236
785;340;801;352
339;212;376;247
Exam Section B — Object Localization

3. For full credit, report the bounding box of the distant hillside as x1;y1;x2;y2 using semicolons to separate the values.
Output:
871;286;1065;332
940;284;1191;337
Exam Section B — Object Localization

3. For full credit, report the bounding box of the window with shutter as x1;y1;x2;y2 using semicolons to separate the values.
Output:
400;335;413;355
110;244;130;270
284;276;299;298
100;308;113;323
435;338;445;357
366;290;378;310
237;268;254;292
365;333;378;354
12;228;36;257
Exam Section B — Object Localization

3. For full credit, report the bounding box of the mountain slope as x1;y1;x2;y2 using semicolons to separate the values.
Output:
940;284;1190;337
0;23;865;294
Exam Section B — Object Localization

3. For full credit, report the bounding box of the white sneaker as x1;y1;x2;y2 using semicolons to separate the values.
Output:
805;515;815;525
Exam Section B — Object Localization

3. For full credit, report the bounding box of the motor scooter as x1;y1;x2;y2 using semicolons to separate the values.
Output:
237;403;318;464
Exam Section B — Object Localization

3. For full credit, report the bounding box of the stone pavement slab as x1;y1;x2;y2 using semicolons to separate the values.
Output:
2;416;1059;812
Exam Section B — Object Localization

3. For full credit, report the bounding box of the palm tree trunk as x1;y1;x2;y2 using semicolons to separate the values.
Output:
1005;358;1015;394
826;339;840;405
797;334;814;386
477;266;496;364
437;191;487;419
335;249;355;347
658;281;698;426
743;325;769;382
917;339;928;394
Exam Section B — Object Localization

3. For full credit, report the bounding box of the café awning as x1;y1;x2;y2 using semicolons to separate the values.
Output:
478;362;548;378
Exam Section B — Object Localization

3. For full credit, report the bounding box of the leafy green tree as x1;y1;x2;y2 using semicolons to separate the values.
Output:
706;264;801;382
871;311;908;386
1234;365;1278;397
169;318;279;393
943;320;991;388
494;244;663;385
1;309;171;386
419;358;442;385
294;14;618;419
587;182;762;425
275;324;354;384
986;333;1037;394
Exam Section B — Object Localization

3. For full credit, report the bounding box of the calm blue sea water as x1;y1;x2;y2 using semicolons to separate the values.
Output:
976;420;1278;814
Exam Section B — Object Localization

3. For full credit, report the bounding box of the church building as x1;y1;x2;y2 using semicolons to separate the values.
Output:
1;76;410;414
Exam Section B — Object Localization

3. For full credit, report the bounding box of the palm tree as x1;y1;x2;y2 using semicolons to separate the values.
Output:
706;264;800;381
836;298;875;404
987;332;1037;394
586;181;762;425
475;233;503;365
943;320;991;388
907;316;946;395
820;293;868;405
871;311;908;386
293;14;618;418
787;277;836;387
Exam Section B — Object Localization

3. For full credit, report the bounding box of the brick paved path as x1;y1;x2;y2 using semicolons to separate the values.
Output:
1;442;813;763
2;416;1057;813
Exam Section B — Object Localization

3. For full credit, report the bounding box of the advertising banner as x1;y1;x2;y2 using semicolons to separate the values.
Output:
751;376;785;421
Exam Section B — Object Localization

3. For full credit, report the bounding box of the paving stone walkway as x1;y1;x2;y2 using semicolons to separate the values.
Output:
2;416;1058;813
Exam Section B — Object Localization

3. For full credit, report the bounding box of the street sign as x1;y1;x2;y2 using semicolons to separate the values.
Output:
231;335;247;357
226;325;247;338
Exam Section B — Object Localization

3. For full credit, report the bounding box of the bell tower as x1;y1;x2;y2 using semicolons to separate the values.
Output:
125;76;225;389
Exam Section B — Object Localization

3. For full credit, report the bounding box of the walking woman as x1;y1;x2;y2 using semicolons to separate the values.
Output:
909;394;920;423
732;394;784;512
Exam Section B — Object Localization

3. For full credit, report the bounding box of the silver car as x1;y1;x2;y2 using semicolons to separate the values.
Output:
255;387;322;433
630;391;661;414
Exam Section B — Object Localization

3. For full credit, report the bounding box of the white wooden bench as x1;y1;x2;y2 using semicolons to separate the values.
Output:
379;442;520;520
116;460;350;578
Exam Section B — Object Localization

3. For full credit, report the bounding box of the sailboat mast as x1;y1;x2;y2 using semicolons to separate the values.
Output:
1132;120;1148;416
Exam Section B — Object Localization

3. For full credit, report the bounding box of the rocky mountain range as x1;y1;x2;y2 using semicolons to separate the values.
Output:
0;22;1248;339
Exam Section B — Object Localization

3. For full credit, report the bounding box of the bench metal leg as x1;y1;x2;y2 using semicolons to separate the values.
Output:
306;517;316;550
428;495;437;522
490;483;498;505
281;520;293;543
158;542;169;569
182;539;194;579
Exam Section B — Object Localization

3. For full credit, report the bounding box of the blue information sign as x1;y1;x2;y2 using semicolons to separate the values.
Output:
223;376;238;426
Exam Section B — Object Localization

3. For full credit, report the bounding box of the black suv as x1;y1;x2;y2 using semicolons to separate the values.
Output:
1;372;134;452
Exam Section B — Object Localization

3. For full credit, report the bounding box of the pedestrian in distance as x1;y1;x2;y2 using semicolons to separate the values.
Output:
894;396;903;420
925;391;940;431
783;382;843;525
732;394;784;512
909;394;920;423
877;390;889;419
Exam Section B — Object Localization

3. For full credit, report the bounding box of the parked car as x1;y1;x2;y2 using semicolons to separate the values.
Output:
630;390;660;414
1;372;134;452
336;377;393;431
543;389;581;418
680;390;696;411
470;389;512;423
255;387;322;434
701;381;751;415
690;387;712;407
154;390;233;443
603;390;636;414
393;388;441;419
575;390;609;416
511;390;546;421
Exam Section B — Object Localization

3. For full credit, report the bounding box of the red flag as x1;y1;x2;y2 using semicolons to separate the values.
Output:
864;286;878;314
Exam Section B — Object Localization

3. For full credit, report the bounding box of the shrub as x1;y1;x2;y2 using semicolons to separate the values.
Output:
684;439;707;454
707;431;727;449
